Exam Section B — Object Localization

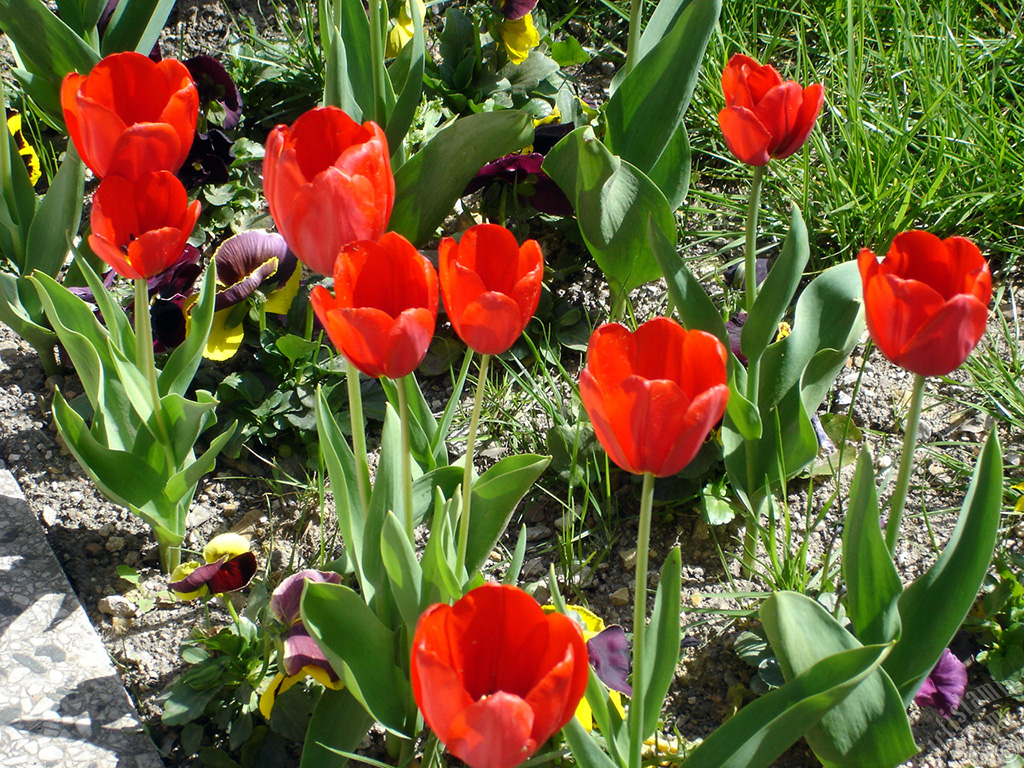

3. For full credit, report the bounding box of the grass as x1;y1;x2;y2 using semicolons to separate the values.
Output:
681;0;1024;273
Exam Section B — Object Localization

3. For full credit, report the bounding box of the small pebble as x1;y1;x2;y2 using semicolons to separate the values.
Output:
98;595;137;618
610;587;631;606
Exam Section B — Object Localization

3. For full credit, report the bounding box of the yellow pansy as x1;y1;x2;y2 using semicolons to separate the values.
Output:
6;112;41;186
499;13;540;65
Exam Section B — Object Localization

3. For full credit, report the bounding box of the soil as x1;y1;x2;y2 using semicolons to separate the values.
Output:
1;1;1023;766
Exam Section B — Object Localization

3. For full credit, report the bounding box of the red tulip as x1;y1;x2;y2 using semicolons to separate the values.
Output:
88;171;201;280
579;319;729;478
439;224;543;355
263;106;394;276
61;51;198;179
858;230;991;377
718;54;824;167
411;583;588;768
310;232;439;379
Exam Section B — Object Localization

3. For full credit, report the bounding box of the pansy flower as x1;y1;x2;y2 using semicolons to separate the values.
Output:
544;605;629;731
193;230;300;360
168;532;257;599
258;570;345;717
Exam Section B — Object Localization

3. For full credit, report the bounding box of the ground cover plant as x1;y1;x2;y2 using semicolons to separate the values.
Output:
0;0;1021;767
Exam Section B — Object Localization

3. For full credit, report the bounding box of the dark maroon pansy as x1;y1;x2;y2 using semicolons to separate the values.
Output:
168;552;257;594
499;0;538;20
179;128;235;190
587;624;632;695
184;55;243;130
463;153;573;217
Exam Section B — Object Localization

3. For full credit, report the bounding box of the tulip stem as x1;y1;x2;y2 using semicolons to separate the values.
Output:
741;164;766;565
133;280;176;478
367;0;385;123
346;359;371;518
743;165;765;315
625;0;644;75
396;376;415;540
885;373;926;556
629;471;655;768
456;352;490;582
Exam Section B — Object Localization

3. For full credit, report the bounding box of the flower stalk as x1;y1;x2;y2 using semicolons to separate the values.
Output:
629;471;655;768
885;372;926;555
455;352;490;580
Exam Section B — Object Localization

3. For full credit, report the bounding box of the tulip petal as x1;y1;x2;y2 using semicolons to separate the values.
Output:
718;107;772;167
457;292;524;355
896;294;989;377
412;632;476;742
446;691;536;768
580;367;643;474
772;83;824;159
751;82;803;157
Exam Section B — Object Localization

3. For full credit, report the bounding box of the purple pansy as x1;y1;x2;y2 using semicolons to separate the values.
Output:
271;570;343;678
498;0;538;21
213;230;298;312
914;648;968;718
587;624;632;696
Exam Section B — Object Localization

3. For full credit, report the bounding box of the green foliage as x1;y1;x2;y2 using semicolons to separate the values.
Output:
967;552;1024;697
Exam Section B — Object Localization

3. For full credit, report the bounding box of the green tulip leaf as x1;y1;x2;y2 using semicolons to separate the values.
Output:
381;374;444;471
366;403;406;591
383;0;425;157
544;127;675;297
0;0;99;124
843;448;903;646
884;430;1003;703
647;217;728;347
0;274;58;372
300;687;375;768
741;205;809;364
380;511;424;631
561;718;621;768
645;124;692;211
605;0;718;197
390;110;533;246
761;592;917;768
100;0;177;57
25;144;84;279
682;642;893;768
465;453;551;574
316;386;371;594
160;264;217;398
641;547;682;739
301;581;410;736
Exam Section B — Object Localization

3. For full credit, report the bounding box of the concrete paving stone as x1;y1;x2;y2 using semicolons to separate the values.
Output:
0;470;164;767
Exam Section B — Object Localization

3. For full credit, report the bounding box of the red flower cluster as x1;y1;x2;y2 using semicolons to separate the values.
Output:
411;584;588;768
859;230;991;377
718;54;823;167
62;52;201;280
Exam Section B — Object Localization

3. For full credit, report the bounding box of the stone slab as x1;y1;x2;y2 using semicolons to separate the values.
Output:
0;469;164;767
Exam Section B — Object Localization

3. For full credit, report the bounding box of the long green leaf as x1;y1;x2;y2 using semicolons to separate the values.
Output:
380;511;423;630
647;217;728;347
465;453;550;574
300;687;375;768
682;643;893;768
0;0;98;113
884;430;1003;703
604;0;718;191
383;0;425;156
740;205;809;364
100;0;177;56
641;547;681;739
843;448;903;646
160;265;217;397
316;387;369;593
390;110;533;245
762;592;917;768
544;127;675;296
561;718;621;768
301;581;410;736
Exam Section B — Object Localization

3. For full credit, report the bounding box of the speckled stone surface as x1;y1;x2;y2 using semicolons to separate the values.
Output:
0;469;164;767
